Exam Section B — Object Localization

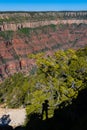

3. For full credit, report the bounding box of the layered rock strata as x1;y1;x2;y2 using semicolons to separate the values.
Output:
0;12;87;80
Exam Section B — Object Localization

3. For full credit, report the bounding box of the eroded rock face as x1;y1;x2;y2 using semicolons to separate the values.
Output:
0;12;87;80
0;20;87;31
0;11;87;31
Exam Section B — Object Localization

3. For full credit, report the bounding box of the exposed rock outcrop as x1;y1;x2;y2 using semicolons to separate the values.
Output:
0;11;87;81
0;11;87;31
0;20;87;31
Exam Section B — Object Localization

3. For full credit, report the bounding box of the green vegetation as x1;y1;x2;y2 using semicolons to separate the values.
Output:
0;47;87;119
0;30;13;40
18;24;57;36
18;28;32;36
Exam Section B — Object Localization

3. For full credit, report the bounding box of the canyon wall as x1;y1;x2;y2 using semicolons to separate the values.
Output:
0;11;87;81
0;11;87;31
0;20;87;31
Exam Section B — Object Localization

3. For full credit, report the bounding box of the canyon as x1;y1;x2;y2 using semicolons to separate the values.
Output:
1;19;87;31
0;11;87;81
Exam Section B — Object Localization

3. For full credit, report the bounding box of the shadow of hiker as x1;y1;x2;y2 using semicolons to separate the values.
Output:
41;100;49;120
25;88;87;130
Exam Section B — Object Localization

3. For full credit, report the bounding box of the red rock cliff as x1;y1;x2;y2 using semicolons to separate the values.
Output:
0;12;87;81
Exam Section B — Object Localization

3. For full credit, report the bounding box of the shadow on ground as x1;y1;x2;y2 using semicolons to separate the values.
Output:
25;87;87;130
0;87;87;130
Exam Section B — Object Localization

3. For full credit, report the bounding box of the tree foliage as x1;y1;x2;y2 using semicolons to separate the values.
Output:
0;47;87;118
26;47;87;117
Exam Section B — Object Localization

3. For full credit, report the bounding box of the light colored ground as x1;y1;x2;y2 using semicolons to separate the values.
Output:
0;107;26;127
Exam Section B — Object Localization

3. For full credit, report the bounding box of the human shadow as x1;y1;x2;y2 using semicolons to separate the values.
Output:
25;87;87;130
41;100;49;120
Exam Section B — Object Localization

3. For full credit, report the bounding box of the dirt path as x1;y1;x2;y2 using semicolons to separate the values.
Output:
0;107;26;127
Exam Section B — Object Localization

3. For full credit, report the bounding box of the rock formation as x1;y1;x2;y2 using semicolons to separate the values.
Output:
0;11;87;81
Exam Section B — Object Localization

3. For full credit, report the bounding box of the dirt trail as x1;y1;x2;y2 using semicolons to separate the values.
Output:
0;107;26;127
